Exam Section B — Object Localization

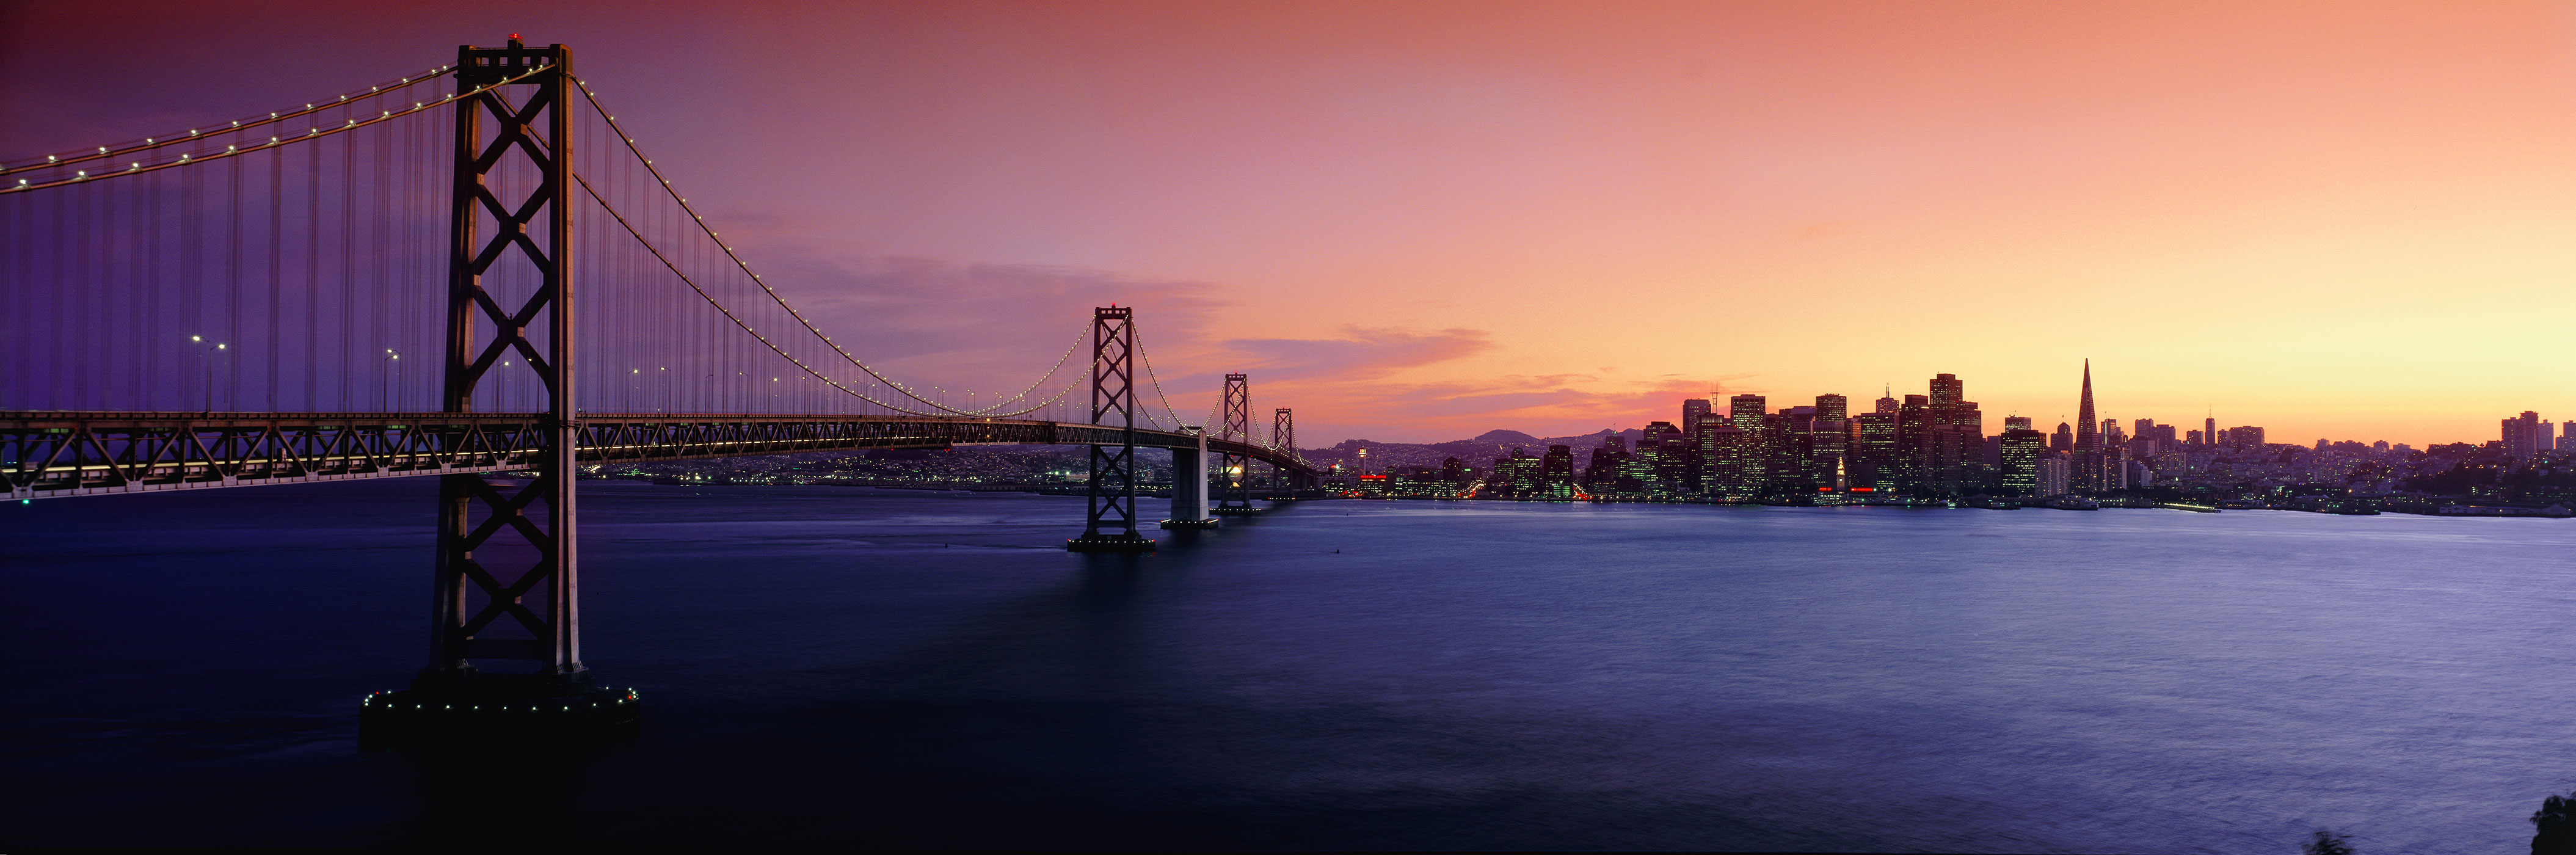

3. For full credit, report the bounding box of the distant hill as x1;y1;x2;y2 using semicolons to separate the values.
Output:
1300;427;1646;471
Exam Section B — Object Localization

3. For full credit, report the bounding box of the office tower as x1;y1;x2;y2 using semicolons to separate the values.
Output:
1815;393;1848;421
1582;438;1626;488
2101;420;2124;447
1892;395;1930;494
1642;421;1684;495
2186;429;2205;446
1930;374;1963;409
2503;411;2547;459
2006;416;2033;431
1810;417;1849;493
1708;423;1757;498
2076;360;2098;452
2134;418;2156;438
1998;426;2046;496
2099;445;2128;490
1874;385;1898;415
1762;411;1806;494
2228;426;2265;448
2051;422;2074;453
1681;398;1712;435
2564;423;2576;452
2037;456;2070;497
1850;412;1899;492
1730;395;1767;431
1541;445;1577;498
1442;457;1468;488
2204;415;2217;446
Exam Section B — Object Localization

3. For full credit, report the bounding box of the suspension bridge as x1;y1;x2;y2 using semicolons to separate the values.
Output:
0;39;1320;736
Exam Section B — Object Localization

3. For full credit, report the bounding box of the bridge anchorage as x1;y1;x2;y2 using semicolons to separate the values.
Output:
0;36;1323;740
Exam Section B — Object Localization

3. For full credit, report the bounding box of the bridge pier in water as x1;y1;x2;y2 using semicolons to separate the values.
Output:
1161;426;1218;529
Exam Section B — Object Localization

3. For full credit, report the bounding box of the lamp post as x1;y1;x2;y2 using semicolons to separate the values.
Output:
382;349;401;412
191;335;227;412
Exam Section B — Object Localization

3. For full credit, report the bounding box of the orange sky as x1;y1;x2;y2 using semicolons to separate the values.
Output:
7;2;2574;445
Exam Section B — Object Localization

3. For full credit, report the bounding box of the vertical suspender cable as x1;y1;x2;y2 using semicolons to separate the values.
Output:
340;126;354;412
305;135;320;412
268;144;282;411
228;153;243;410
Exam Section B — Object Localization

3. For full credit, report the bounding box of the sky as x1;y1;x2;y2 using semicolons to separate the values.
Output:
5;1;2574;446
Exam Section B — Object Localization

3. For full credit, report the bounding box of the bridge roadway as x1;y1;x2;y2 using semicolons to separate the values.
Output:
0;410;1317;501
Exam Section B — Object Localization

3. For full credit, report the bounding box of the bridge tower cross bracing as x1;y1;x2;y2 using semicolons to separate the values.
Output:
1273;407;1302;491
1069;306;1154;551
372;38;635;738
1213;373;1256;514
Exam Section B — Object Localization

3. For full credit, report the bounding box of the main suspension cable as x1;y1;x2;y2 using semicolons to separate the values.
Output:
567;73;1080;418
2;66;545;194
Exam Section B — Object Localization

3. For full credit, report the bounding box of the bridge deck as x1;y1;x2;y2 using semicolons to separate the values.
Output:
0;411;1312;500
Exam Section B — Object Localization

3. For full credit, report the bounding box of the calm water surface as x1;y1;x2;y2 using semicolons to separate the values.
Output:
5;481;2574;851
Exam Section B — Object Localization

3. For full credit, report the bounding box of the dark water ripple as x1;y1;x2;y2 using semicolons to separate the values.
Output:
5;481;2573;851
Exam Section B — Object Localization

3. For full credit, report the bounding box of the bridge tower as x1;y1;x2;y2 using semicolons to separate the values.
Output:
366;38;636;739
1273;407;1305;497
1069;306;1155;551
1213;373;1258;515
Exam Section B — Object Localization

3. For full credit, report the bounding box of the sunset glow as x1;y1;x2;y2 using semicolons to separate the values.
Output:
5;1;2570;445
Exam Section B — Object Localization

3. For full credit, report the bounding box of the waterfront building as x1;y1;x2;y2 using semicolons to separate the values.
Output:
1541;445;1577;498
1999;426;2045;495
1708;423;1759;498
1850;412;1899;492
2037;456;2070;497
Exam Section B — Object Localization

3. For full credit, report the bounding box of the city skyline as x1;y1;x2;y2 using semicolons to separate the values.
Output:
5;2;2571;447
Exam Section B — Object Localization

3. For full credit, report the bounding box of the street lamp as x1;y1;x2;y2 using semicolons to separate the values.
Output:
382;349;401;412
191;335;227;412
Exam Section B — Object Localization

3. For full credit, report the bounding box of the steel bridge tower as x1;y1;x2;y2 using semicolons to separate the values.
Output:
365;38;636;740
1273;407;1304;498
1069;306;1155;551
1213;373;1258;514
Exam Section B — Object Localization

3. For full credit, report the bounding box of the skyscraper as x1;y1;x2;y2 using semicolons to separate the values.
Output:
1541;445;1577;498
1681;398;1712;435
1814;393;1848;421
1929;374;1963;409
2051;421;2073;453
2503;411;2549;459
2075;360;2098;452
1730;395;1767;431
1998;424;2046;496
2204;415;2217;446
1874;385;1898;415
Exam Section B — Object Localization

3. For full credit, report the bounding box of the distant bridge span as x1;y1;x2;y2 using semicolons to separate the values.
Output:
0;411;1317;501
